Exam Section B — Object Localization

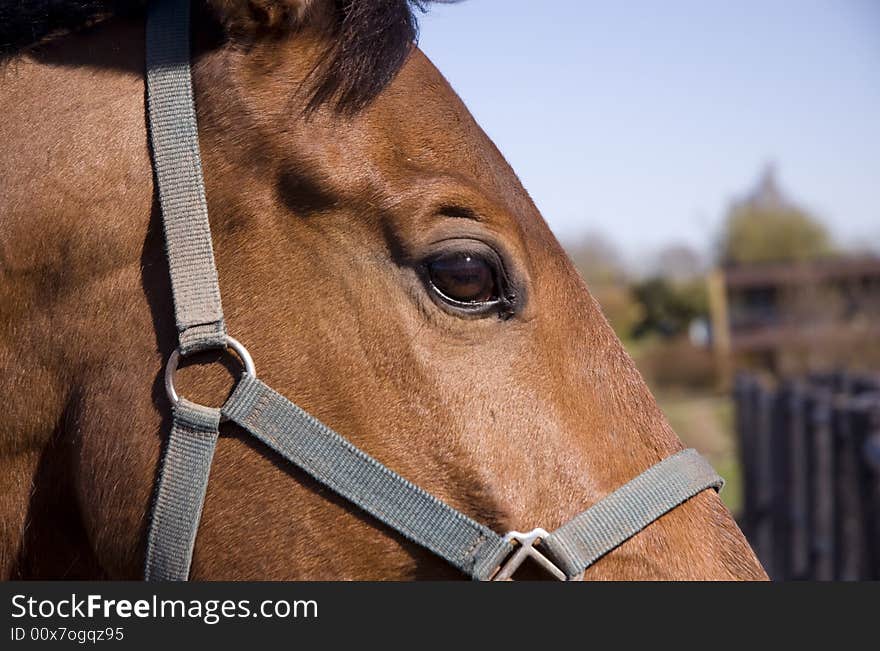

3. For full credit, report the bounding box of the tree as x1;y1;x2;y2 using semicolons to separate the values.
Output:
652;243;705;281
566;231;627;286
631;276;707;339
718;165;834;265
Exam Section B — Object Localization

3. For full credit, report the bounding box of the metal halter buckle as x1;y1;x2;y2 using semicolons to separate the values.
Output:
491;528;582;581
164;336;255;419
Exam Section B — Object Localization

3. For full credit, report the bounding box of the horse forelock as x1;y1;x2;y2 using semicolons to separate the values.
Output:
0;0;437;113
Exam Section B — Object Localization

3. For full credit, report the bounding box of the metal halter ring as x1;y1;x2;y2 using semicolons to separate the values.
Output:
164;336;255;415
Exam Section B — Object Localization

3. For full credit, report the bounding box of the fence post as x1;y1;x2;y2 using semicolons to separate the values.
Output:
768;383;793;579
809;388;835;580
735;373;761;541
833;396;869;580
752;378;776;577
861;401;880;580
786;381;811;580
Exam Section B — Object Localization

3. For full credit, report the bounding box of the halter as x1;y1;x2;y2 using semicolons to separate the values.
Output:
143;0;723;581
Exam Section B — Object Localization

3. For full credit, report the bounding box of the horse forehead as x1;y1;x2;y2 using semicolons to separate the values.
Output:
375;49;503;165
201;38;556;256
356;49;542;228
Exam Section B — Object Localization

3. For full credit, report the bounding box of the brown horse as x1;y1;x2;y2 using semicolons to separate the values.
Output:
0;0;765;580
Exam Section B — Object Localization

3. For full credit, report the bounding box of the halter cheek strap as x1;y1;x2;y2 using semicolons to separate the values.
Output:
143;0;723;582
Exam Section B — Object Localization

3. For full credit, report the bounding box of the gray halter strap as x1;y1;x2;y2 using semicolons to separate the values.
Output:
143;0;723;582
145;0;225;355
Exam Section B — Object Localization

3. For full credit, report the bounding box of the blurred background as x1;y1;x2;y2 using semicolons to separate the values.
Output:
419;0;880;579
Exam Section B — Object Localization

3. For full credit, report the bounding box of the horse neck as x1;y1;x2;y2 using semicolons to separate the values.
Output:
0;16;153;578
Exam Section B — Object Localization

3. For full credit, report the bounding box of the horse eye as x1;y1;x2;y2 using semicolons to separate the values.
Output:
427;253;498;304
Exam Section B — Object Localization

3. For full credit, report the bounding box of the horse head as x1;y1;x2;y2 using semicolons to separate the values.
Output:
0;0;765;580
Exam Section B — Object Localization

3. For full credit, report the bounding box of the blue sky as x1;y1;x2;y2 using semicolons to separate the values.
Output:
417;1;880;260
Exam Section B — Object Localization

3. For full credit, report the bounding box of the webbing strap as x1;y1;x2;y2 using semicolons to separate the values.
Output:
146;0;226;354
144;400;220;581
541;449;723;578
220;374;512;579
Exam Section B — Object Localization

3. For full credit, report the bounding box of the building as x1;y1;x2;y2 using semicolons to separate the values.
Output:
708;256;880;383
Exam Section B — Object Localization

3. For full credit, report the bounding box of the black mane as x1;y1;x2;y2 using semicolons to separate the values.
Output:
0;0;438;112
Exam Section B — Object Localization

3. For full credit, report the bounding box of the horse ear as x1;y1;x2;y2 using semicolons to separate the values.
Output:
204;0;324;36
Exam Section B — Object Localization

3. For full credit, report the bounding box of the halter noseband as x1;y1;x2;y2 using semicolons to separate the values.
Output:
143;0;723;582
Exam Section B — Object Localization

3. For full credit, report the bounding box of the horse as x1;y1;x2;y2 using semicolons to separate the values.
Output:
0;0;766;580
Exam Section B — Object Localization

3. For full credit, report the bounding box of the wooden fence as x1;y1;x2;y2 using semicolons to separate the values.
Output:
734;371;880;580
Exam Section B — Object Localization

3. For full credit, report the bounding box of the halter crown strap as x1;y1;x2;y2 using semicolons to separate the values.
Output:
146;0;226;354
142;0;724;582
